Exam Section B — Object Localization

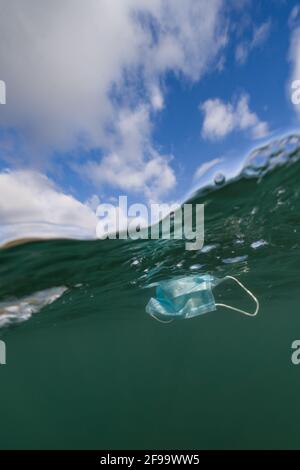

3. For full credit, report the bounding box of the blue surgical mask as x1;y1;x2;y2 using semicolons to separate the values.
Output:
146;275;259;322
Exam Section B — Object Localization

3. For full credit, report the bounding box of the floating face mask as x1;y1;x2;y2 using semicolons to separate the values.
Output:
146;275;259;322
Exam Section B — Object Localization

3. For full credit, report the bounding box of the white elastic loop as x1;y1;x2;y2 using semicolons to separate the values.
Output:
215;275;259;317
149;312;174;324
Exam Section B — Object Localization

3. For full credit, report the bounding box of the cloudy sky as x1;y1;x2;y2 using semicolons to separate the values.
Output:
0;0;300;243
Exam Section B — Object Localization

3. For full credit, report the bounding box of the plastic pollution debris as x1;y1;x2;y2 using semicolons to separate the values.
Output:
146;274;259;322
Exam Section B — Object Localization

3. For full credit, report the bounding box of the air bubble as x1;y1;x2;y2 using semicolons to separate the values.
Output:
214;173;225;186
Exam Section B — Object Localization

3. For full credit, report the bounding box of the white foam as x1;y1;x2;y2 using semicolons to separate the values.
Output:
0;287;67;327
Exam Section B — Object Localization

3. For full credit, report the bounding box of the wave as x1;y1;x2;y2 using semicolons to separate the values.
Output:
1;133;300;326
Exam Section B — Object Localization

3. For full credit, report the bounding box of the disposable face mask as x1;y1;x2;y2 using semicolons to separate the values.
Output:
146;275;259;323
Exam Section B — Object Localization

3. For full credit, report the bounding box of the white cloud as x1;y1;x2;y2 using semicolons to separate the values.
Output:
235;20;271;64
252;21;271;48
0;169;179;245
150;86;164;111
0;0;228;201
201;94;269;141
83;151;176;200
78;105;176;200
289;6;300;29
0;170;98;246
235;44;249;65
194;158;223;180
201;99;235;139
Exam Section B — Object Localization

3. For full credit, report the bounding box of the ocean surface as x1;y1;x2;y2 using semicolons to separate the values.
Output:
1;134;300;449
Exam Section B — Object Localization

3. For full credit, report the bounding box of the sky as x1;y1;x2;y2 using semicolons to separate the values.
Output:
0;0;300;243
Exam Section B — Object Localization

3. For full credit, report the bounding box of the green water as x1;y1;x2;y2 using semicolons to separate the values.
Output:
1;135;300;449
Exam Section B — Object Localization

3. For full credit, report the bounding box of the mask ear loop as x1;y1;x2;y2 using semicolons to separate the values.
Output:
149;312;174;324
215;275;259;317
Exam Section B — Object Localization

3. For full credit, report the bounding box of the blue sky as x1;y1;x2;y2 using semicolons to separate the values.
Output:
0;0;300;243
152;0;300;198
